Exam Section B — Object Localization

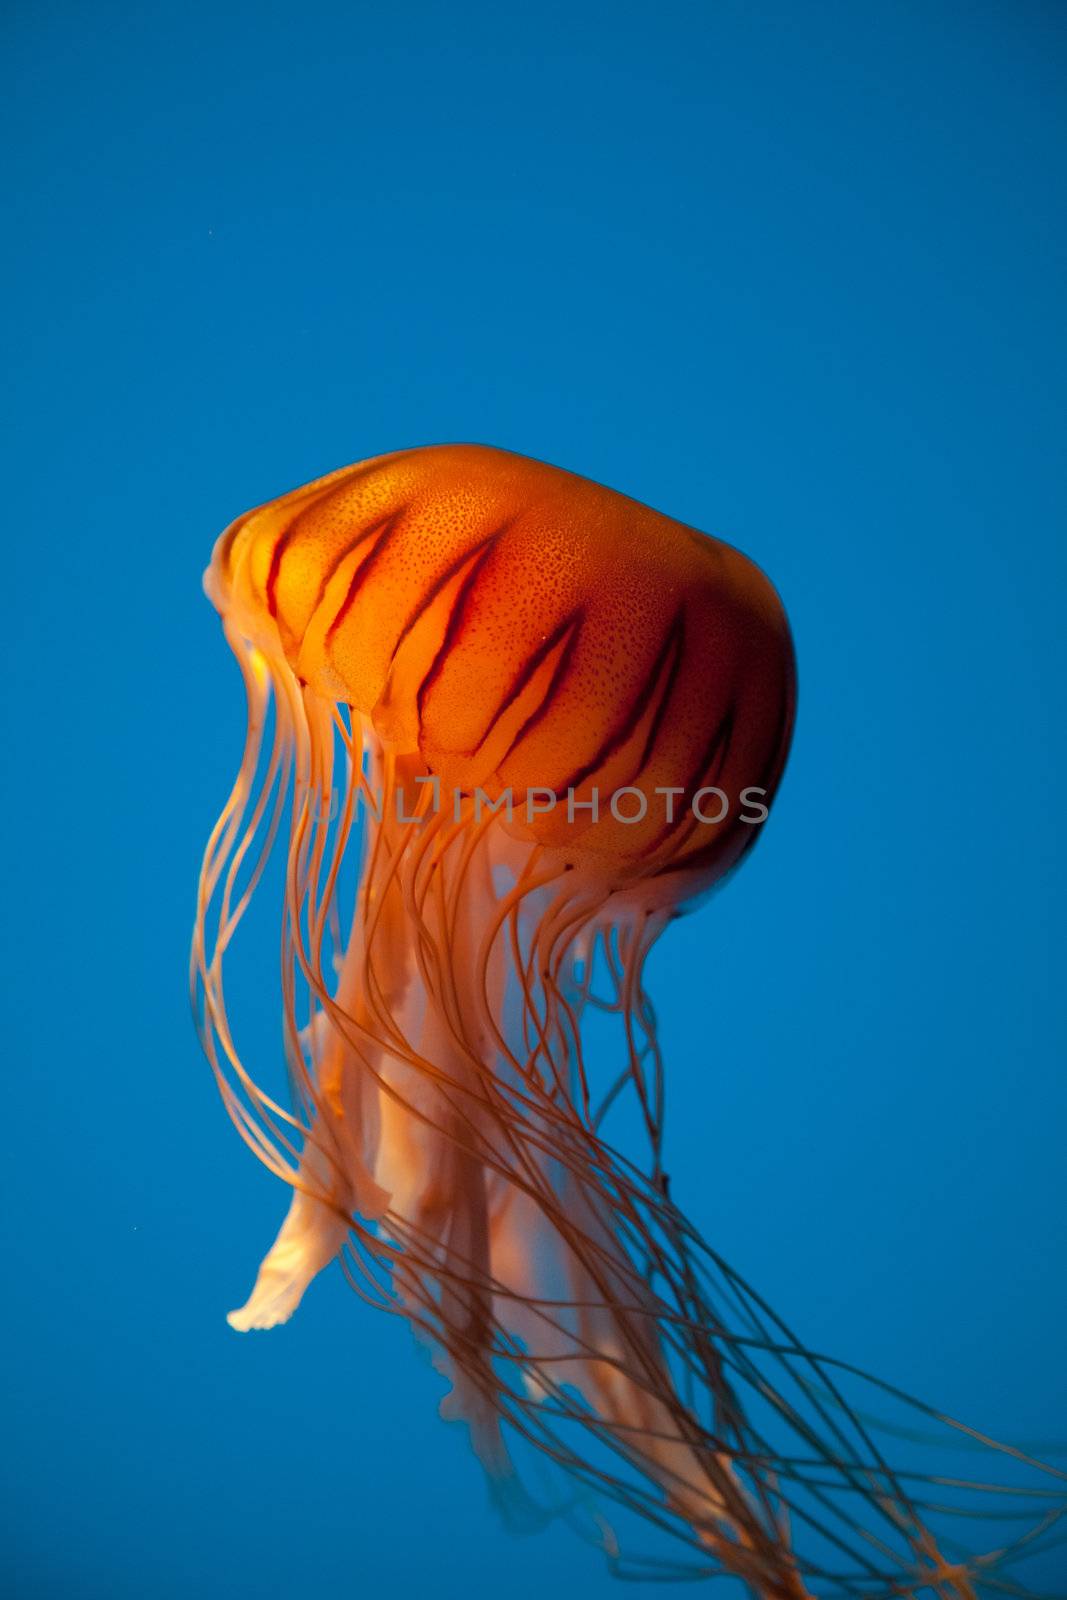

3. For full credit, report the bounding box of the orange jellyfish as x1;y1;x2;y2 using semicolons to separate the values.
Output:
192;445;1063;1598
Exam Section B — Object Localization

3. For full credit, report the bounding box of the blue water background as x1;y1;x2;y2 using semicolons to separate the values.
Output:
3;4;1065;1595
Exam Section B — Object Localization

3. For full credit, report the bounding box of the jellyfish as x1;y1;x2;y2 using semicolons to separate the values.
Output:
192;445;1062;1598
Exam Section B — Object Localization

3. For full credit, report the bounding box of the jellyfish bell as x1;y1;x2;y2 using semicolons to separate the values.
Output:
207;443;795;896
193;445;1061;1600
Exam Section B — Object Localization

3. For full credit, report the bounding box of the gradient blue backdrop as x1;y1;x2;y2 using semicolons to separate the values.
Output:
4;2;1065;1596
